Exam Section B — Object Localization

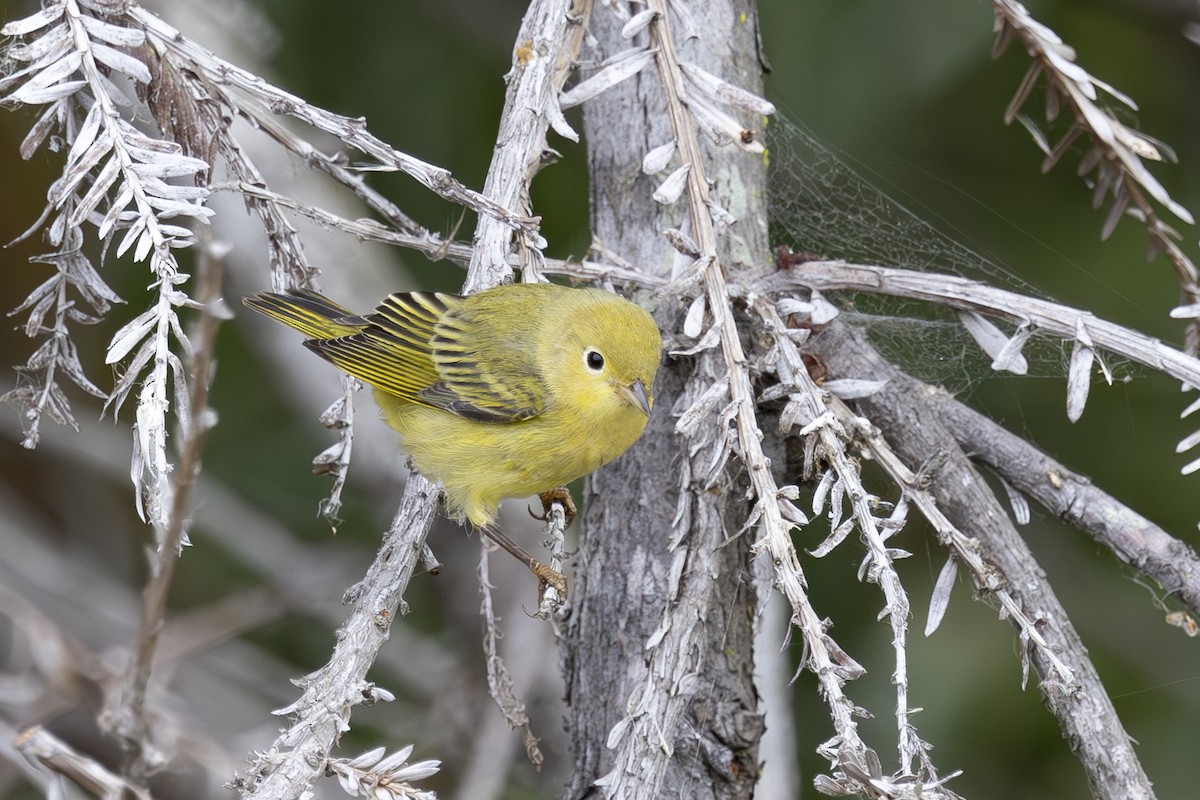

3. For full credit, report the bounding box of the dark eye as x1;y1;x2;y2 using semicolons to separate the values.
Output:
585;349;605;372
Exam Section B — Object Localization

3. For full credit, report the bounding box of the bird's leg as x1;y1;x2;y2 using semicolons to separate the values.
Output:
479;526;567;597
532;487;577;527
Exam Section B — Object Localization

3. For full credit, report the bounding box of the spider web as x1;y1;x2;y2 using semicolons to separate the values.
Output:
765;114;1111;392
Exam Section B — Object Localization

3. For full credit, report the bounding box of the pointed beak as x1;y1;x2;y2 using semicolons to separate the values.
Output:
617;378;652;416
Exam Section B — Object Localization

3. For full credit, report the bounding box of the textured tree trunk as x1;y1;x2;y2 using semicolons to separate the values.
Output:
562;2;772;797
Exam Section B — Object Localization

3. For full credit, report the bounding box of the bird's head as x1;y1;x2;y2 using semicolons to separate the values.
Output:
551;290;662;422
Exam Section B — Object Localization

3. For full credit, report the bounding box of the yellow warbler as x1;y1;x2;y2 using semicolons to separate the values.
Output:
244;282;662;528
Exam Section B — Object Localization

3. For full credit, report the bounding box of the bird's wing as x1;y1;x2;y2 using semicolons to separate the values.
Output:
422;290;547;423
303;292;446;403
244;289;365;339
309;291;545;422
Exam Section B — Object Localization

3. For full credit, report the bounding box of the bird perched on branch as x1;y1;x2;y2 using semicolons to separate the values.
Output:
245;282;662;590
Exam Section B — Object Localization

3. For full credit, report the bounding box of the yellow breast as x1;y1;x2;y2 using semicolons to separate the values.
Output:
378;391;650;527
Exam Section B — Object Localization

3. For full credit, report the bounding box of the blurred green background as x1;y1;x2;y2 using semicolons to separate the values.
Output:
1;0;1198;798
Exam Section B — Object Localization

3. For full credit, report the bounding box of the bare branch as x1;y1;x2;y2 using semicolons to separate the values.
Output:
924;385;1200;621
992;0;1200;352
478;547;543;771
103;239;227;779
129;6;538;238
461;0;588;291
764;259;1200;474
755;301;943;783
239;475;440;799
16;725;154;800
217;180;662;288
763;261;1200;392
213;133;315;291
532;498;569;620
811;320;1157;800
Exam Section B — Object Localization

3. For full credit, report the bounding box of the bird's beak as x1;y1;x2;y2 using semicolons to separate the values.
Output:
617;378;652;416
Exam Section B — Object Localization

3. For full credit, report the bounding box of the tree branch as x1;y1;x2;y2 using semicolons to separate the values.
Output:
924;385;1200;622
812;320;1158;800
763;259;1200;475
103;239;226;782
461;0;587;292
762;261;1200;392
16;726;153;800
991;0;1200;354
131;6;538;238
240;474;439;799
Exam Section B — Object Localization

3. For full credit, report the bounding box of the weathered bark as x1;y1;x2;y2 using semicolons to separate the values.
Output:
562;2;771;798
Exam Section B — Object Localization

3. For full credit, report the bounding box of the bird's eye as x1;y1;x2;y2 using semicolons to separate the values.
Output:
584;349;605;373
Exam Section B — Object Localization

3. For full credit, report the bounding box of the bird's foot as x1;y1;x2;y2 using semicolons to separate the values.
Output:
531;487;576;527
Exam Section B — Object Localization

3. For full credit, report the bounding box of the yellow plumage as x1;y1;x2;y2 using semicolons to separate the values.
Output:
244;283;662;527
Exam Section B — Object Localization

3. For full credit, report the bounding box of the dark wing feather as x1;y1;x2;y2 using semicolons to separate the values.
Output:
244;289;364;339
300;288;548;423
419;289;547;421
303;292;447;403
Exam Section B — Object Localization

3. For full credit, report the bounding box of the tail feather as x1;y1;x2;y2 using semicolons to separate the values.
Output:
243;290;365;339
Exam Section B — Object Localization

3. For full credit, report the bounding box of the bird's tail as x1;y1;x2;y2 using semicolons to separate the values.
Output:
243;289;365;339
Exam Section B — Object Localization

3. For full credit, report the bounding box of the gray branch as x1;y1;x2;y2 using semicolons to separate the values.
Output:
923;386;1200;621
764;260;1200;390
811;320;1158;800
240;475;439;799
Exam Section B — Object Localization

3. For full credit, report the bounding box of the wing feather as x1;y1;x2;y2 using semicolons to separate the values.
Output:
244;289;363;339
279;287;550;423
421;289;547;421
303;292;448;403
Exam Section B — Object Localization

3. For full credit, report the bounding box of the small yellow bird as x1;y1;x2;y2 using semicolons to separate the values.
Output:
245;282;662;554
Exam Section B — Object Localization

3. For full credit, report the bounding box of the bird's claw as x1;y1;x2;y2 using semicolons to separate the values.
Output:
532;561;568;598
531;487;577;527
